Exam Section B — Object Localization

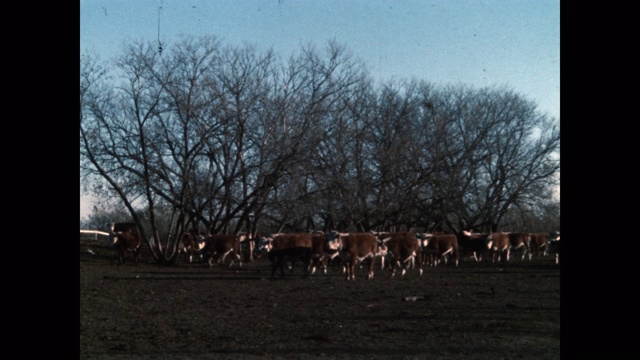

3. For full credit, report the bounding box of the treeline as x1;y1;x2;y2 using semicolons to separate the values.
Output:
80;35;559;264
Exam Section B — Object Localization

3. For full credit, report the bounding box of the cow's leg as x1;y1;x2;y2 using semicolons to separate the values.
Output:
134;248;140;265
344;261;350;280
310;255;320;275
390;260;398;278
301;251;311;278
271;254;285;279
401;254;413;276
117;247;125;265
270;259;279;278
276;257;283;277
346;261;354;280
351;261;356;280
367;257;375;279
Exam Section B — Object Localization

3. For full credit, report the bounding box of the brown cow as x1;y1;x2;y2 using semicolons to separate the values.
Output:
377;232;423;277
268;233;313;279
110;222;142;265
485;232;511;263
530;232;549;258
507;232;532;261
419;233;459;267
180;231;206;263
328;232;378;280
337;236;387;274
202;234;246;269
309;232;340;275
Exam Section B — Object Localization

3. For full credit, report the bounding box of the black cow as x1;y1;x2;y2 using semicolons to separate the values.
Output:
268;233;313;279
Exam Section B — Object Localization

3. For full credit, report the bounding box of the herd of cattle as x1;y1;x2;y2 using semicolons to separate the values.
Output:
107;222;560;279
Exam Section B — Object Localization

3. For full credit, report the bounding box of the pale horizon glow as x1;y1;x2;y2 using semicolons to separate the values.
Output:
80;0;560;219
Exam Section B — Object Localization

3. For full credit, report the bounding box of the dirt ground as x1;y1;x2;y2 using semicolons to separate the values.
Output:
79;238;560;360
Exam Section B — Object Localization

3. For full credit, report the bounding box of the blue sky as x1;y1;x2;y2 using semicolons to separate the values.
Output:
80;0;560;219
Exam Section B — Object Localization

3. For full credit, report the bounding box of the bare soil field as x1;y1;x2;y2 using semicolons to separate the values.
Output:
79;238;560;360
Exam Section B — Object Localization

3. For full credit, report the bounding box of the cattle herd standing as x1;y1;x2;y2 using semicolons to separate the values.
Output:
251;230;561;280
111;224;561;278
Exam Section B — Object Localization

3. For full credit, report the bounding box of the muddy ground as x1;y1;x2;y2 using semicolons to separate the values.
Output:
79;238;560;360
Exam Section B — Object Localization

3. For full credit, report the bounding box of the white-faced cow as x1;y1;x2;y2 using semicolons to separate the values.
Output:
548;231;560;264
110;222;142;265
458;231;490;263
375;239;389;270
180;231;207;263
530;232;549;258
202;234;246;269
267;233;314;279
507;232;532;261
253;235;275;259
309;232;340;275
328;232;378;281
376;232;423;277
419;233;459;267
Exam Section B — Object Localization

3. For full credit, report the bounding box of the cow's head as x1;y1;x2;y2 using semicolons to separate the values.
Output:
110;232;120;246
254;236;273;256
484;234;494;249
327;231;346;250
180;233;191;251
376;242;388;257
416;233;433;248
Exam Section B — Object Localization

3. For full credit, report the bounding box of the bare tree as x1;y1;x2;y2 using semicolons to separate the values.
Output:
81;36;282;263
